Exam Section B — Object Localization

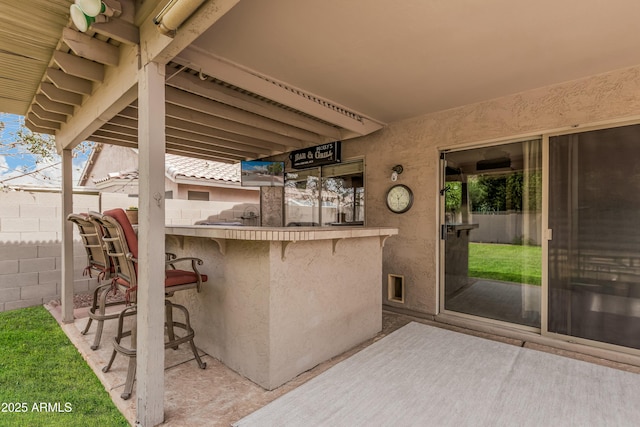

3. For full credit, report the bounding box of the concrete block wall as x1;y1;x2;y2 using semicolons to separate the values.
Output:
0;190;100;312
0;188;259;312
100;192;259;225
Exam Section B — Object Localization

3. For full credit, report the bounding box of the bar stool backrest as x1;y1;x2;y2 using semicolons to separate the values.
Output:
89;209;138;302
67;213;112;280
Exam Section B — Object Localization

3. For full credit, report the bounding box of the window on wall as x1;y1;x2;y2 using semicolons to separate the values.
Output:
285;160;364;226
187;191;209;201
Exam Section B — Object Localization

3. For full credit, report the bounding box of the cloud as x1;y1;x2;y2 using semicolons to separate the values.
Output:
0;154;9;171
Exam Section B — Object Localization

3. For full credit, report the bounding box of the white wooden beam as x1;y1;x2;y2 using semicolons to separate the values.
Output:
55;44;138;151
26;112;60;130
166;70;342;139
139;0;240;65
109;114;137;129
92;129;137;143
99;123;138;137
24;120;55;135
165;145;245;163
46;68;93;95
61;149;74;323
40;82;83;106
114;105;137;119
91;18;140;45
87;135;137;148
53;51;105;82
166;141;248;161
114;106;290;152
31;104;67;123
165;135;260;160
136;60;166;427
165;86;325;144
165;103;305;150
165;116;288;152
98;121;265;159
34;94;74;116
62;28;120;67
175;47;385;136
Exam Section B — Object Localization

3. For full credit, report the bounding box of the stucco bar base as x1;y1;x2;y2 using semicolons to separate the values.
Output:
165;226;398;390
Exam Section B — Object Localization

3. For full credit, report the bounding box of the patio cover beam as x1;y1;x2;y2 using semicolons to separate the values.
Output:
54;44;138;151
95;121;266;159
175;46;385;136
165;103;307;150
165;72;341;140
45;68;93;96
136;60;166;427
165;85;325;144
117;103;298;152
60;149;74;323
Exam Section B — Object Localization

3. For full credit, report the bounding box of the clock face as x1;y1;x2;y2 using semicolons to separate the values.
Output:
386;184;413;213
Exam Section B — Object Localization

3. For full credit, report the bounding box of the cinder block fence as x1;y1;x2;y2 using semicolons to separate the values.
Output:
0;189;99;312
0;187;258;312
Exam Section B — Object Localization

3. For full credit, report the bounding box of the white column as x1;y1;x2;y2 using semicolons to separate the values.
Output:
136;60;166;426
61;148;74;323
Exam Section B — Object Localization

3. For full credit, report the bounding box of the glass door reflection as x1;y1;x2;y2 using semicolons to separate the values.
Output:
442;140;542;328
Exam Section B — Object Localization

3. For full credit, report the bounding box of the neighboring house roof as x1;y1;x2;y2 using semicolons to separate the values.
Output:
165;153;240;184
93;169;139;184
81;145;243;189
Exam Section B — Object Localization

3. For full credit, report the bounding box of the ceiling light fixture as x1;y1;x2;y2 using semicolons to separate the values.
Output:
70;0;122;33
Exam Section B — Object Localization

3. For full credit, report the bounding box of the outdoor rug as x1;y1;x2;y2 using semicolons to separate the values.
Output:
233;322;640;427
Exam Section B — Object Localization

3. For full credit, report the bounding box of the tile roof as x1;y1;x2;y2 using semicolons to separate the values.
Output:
165;154;240;183
92;154;241;185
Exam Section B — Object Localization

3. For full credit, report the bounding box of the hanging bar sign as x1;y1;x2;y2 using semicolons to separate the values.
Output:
289;141;342;169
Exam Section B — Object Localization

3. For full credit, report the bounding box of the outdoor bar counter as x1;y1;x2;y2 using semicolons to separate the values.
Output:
165;225;398;390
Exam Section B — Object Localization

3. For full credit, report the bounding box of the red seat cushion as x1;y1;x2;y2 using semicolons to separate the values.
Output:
103;208;139;260
114;271;208;295
165;269;208;288
104;208;208;293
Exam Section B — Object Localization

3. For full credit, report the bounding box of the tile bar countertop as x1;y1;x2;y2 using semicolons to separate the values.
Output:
165;225;399;241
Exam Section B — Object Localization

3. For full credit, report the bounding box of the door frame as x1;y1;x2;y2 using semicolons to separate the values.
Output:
540;121;640;357
437;119;640;356
437;136;543;333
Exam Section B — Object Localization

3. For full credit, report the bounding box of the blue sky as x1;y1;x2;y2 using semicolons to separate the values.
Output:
0;113;89;188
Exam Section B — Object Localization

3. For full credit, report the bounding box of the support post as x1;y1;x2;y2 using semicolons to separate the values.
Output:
136;61;166;426
61;148;74;323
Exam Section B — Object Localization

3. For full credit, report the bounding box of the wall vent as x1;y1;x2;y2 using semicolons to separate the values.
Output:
387;274;405;304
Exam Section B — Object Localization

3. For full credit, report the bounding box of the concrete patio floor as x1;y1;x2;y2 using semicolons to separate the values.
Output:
45;301;640;427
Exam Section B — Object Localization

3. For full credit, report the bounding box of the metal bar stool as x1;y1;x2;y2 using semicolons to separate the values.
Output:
89;209;207;400
67;213;125;350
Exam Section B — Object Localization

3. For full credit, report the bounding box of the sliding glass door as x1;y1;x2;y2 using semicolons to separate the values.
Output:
548;124;640;350
441;140;542;328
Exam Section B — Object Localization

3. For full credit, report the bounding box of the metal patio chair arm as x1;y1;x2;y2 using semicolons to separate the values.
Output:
165;257;204;271
164;257;205;292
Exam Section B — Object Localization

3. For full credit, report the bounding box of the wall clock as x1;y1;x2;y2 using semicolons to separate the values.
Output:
386;184;414;213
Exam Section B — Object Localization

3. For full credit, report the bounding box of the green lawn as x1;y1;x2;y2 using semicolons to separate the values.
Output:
0;306;129;427
469;242;542;285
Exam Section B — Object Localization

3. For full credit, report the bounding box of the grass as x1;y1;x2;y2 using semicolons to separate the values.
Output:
0;306;129;427
469;242;542;285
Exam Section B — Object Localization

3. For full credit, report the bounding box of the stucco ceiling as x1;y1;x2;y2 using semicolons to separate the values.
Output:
194;0;640;123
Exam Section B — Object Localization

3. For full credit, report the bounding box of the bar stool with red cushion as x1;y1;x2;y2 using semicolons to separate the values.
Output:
89;208;207;400
67;213;123;350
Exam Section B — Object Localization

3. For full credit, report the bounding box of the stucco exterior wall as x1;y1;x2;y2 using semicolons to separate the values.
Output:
167;233;383;390
83;145;138;188
349;65;640;315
